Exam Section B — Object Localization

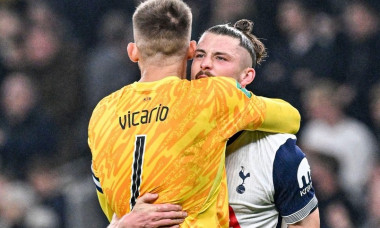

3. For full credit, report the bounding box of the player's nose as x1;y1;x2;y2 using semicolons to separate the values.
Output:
200;57;212;70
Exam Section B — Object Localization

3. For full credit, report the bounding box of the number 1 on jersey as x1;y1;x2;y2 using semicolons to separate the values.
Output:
130;135;146;210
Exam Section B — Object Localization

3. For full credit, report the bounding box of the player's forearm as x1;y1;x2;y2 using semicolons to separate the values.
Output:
257;97;301;134
288;208;320;228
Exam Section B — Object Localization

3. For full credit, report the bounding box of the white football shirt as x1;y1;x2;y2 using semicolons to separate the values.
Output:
226;131;318;228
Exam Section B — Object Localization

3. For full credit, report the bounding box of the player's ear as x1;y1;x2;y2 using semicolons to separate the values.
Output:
127;42;139;62
187;40;197;60
239;67;255;88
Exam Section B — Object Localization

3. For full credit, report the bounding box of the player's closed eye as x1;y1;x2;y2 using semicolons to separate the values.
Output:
194;53;205;58
215;56;227;61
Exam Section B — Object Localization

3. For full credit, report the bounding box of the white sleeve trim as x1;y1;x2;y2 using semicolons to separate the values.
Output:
283;195;318;224
91;164;103;193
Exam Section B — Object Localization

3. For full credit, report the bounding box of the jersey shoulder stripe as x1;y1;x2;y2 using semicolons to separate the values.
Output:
92;164;103;193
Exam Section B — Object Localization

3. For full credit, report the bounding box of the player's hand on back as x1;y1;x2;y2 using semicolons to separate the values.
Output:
107;193;187;228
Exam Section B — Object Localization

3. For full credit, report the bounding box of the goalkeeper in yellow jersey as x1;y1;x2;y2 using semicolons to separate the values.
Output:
88;0;300;227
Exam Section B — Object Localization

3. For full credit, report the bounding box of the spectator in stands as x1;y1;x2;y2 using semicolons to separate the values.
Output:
23;1;85;161
0;181;36;228
300;79;378;212
361;160;380;228
208;0;253;28
0;6;25;81
334;0;380;125
308;151;358;227
84;10;139;115
254;0;338;114
0;178;59;228
27;157;67;228
0;72;58;180
369;82;380;145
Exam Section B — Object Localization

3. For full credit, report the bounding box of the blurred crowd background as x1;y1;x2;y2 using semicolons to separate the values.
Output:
0;0;379;227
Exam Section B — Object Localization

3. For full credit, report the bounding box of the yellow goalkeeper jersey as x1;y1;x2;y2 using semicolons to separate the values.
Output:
88;76;300;227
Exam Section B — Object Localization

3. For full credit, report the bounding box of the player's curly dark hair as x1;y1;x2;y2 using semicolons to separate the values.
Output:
234;19;268;66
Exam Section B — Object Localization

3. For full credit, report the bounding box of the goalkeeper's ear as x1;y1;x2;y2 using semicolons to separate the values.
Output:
187;40;196;60
127;42;139;62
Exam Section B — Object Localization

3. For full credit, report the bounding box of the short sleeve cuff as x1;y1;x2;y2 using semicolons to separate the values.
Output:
283;195;318;224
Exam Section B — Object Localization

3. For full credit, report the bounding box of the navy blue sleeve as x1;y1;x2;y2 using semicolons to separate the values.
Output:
273;138;318;224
